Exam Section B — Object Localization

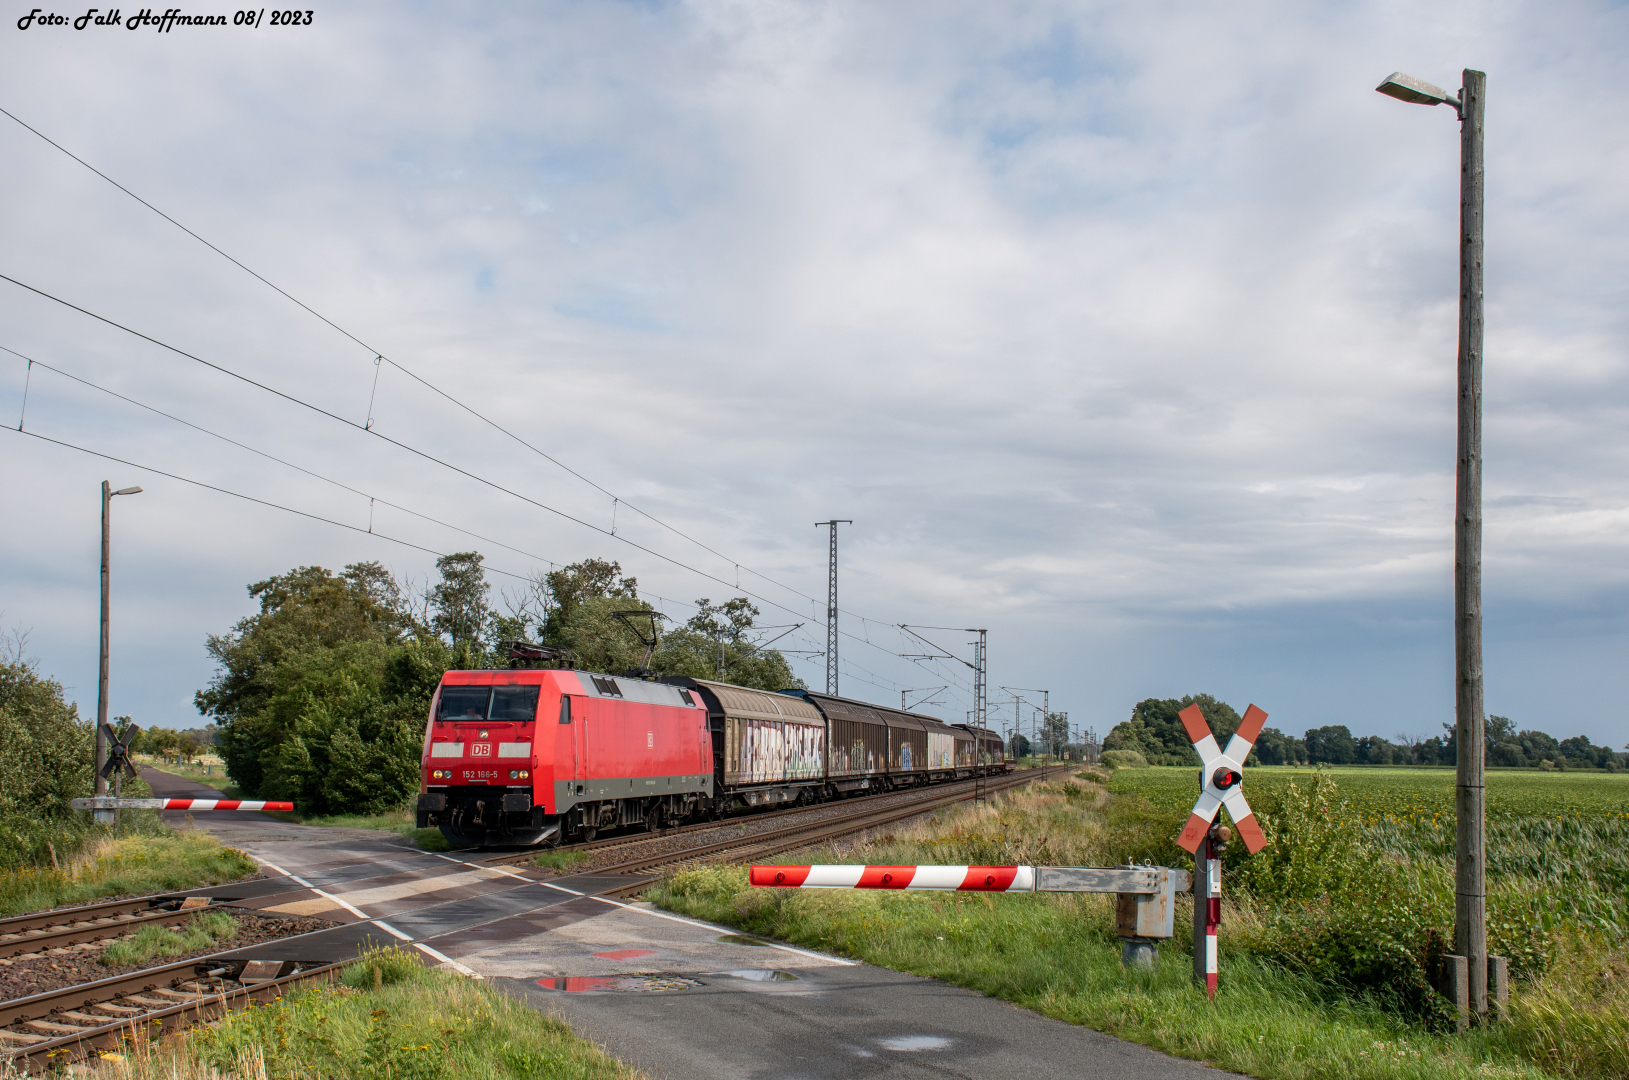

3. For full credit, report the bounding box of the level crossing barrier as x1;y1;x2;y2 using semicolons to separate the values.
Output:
72;797;294;811
754;703;1276;997
751;863;1191;968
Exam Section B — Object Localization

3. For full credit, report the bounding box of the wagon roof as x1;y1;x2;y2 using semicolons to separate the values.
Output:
690;679;825;727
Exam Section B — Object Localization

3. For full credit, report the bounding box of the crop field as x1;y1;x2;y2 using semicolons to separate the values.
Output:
1106;765;1629;825
1109;765;1629;944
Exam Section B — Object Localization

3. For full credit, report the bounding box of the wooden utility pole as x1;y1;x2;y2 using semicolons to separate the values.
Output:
1454;67;1487;1019
96;480;112;808
95;480;141;826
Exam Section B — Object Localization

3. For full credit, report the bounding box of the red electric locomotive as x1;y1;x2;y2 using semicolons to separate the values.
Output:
416;664;1013;847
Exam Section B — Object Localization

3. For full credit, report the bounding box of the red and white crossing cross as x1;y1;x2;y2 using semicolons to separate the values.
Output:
1174;703;1270;855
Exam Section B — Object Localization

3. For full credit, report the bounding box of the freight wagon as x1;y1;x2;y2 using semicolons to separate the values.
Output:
416;666;1012;847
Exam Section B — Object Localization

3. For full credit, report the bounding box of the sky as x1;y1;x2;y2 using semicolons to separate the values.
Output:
1;0;1625;749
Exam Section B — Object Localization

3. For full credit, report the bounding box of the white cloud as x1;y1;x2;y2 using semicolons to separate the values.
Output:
1;0;1625;745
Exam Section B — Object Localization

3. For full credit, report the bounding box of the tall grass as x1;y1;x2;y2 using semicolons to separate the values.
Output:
0;831;258;917
95;946;645;1080
649;774;1627;1080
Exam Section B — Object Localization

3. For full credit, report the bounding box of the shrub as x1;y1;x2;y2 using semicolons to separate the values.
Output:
1099;749;1149;770
0;657;96;870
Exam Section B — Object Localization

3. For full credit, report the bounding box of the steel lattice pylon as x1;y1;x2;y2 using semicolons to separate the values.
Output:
815;520;850;695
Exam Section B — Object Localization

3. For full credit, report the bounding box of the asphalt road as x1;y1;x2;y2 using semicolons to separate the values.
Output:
149;768;1236;1080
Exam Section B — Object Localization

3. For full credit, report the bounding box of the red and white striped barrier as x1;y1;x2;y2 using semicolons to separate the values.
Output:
750;864;1037;891
72;798;293;811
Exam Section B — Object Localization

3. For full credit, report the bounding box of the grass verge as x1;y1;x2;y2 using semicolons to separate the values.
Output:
646;777;1614;1080
102;945;644;1080
0;831;259;918
263;805;417;837
102;911;240;967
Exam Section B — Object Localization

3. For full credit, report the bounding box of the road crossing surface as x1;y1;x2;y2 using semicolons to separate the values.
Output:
147;768;1234;1080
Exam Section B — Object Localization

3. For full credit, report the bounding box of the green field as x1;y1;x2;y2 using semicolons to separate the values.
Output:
1107;765;1629;947
1106;765;1629;826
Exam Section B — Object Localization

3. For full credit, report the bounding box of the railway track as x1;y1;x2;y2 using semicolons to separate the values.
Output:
594;765;1061;897
0;895;240;962
479;767;1040;870
0;766;1067;1069
0;956;340;1072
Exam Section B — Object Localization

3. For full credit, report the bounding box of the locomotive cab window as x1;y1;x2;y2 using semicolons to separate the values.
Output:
490;685;540;721
439;686;490;722
559;696;572;724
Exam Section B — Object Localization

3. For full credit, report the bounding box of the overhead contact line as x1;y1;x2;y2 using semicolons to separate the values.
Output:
0;104;925;639
0;274;928;680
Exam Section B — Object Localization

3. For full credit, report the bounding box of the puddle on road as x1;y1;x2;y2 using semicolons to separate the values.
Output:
536;973;704;993
700;969;800;982
592;949;657;960
876;1035;953;1052
715;934;771;946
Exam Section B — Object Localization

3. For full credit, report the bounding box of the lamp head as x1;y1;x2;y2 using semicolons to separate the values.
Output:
1376;72;1460;110
113;486;143;496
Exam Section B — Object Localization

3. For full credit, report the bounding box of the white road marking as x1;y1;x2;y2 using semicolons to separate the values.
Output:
252;856;374;920
414;943;483;979
590;896;858;966
340;869;510;907
374;921;413;941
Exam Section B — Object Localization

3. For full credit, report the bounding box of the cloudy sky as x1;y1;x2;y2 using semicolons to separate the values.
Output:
2;0;1625;748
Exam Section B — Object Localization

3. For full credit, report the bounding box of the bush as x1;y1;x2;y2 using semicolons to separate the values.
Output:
0;657;96;870
1099;749;1149;770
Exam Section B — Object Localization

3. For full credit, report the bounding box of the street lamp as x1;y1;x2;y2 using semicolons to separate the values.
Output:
95;481;143;824
1377;68;1488;1019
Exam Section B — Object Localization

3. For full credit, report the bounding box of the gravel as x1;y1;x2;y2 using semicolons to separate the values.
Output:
0;910;337;1002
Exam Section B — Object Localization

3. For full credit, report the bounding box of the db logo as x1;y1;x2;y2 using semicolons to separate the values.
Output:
471;743;492;757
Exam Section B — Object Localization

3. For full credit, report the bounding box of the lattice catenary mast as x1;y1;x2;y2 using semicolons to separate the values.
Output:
815;520;851;695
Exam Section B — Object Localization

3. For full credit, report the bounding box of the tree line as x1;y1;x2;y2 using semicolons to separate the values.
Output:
195;553;804;815
1104;694;1626;770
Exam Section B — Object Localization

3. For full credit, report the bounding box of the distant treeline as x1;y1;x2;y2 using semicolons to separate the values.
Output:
1104;695;1625;771
194;553;802;815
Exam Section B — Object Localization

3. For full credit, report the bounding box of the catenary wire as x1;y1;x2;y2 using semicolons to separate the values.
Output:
0;271;932;674
10;422;948;712
0;103;856;620
0;113;995;706
0;344;720;617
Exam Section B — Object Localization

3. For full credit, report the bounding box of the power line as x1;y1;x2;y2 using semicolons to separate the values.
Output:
0;272;847;636
0;104;915;634
0;273;934;676
2;345;730;619
6;426;536;579
3;345;561;570
0;103;836;615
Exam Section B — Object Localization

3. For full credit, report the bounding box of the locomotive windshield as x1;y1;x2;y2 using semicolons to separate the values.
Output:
437;684;540;722
490;685;540;720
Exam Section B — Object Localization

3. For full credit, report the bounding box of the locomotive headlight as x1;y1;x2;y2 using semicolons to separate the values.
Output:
430;769;451;780
509;769;530;780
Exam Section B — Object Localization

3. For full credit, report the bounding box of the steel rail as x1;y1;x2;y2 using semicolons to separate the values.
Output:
0;897;238;961
479;766;1023;868
0;895;215;936
1;958;342;1072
